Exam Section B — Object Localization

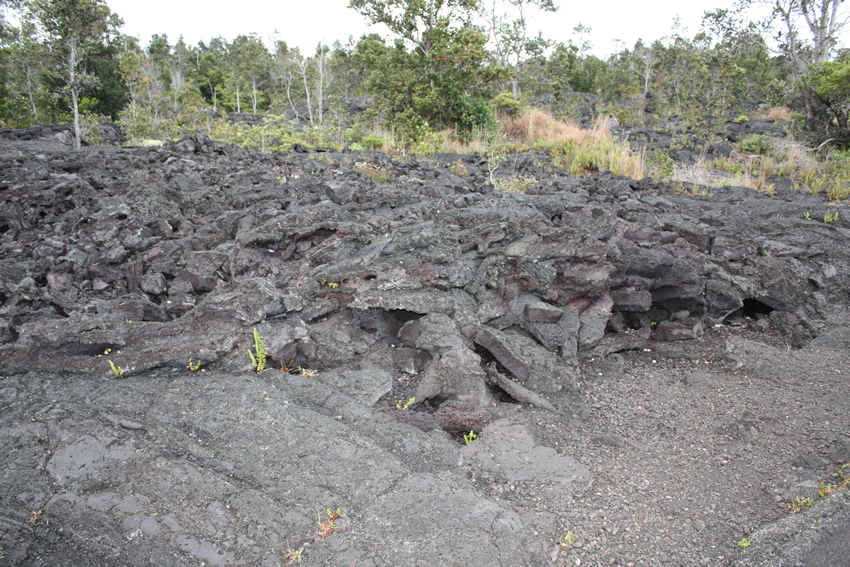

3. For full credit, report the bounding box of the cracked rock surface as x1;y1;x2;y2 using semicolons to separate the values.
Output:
1;131;849;565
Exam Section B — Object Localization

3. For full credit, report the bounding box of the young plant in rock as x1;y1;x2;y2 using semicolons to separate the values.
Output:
283;545;303;565
317;508;343;537
558;532;575;549
188;357;201;372
463;430;479;444
108;359;124;378
248;327;266;372
788;496;813;513
396;397;416;410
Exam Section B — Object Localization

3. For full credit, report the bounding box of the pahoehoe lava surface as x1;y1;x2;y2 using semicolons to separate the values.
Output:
1;130;849;566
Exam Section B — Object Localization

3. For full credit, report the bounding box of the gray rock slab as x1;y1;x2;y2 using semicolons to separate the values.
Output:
462;418;591;490
2;371;555;566
733;491;850;567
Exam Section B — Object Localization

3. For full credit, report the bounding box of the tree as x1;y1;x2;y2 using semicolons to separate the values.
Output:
479;0;557;95
350;0;507;139
4;15;46;123
796;53;850;147
229;34;270;114
350;0;477;57
167;37;191;112
31;0;113;148
0;0;23;43
197;37;226;112
743;0;848;76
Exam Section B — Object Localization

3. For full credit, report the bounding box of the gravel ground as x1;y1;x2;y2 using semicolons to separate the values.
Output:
485;310;850;566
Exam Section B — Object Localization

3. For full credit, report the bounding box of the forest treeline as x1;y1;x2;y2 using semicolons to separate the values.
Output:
0;0;848;151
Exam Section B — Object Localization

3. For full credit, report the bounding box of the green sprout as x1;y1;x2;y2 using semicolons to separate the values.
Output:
283;544;303;565
248;327;266;372
738;538;751;548
296;366;317;377
463;430;479;445
188;358;201;372
396;397;416;410
317;508;343;537
788;496;813;513
558;532;575;548
108;360;124;378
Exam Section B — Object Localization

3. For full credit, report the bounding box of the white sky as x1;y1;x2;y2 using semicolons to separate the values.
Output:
105;0;739;58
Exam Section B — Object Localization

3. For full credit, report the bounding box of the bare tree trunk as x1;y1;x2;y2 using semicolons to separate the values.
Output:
285;71;300;119
68;40;81;150
316;51;324;126
299;59;313;127
208;81;217;113
25;63;38;121
252;77;258;114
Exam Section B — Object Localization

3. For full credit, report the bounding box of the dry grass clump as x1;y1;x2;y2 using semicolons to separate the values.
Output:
500;110;645;178
761;106;793;122
501;109;609;147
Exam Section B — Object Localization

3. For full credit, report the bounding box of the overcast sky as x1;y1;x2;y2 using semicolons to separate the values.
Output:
105;0;741;57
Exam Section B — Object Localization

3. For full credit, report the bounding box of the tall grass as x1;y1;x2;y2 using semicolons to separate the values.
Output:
695;138;850;201
498;110;645;178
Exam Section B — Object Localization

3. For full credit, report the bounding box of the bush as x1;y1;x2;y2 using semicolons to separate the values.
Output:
794;57;850;150
361;134;383;150
739;134;773;155
492;92;522;117
646;151;674;181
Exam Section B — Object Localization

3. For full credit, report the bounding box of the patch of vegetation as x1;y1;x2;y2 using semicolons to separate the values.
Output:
739;134;773;156
317;508;343;538
646;150;674;181
463;430;479;445
738;537;752;548
819;463;850;497
558;532;575;549
787;496;814;513
396;397;416;410
283;544;303;565
361;134;384;151
496;175;537;193
354;161;393;183
108;359;124;378
248;327;266;372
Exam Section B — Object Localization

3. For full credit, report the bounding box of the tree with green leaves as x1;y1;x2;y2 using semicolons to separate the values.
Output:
350;0;506;139
196;37;226;112
229;33;270;115
742;0;847;76
479;0;557;95
31;0;114;148
4;15;47;124
350;0;478;57
797;53;850;148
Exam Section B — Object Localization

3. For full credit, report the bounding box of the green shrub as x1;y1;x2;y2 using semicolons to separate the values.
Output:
646;151;674;181
361;134;383;150
739;134;773;155
492;91;522;116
